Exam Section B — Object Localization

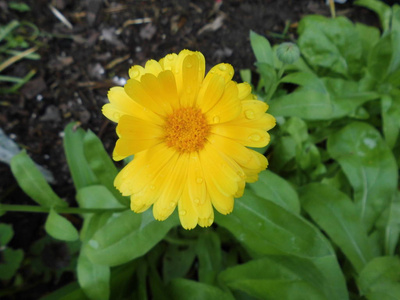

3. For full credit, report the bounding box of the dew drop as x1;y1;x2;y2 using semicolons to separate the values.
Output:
244;109;255;120
208;217;213;224
150;185;155;190
179;209;187;216
213;116;220;123
194;198;200;204
167;55;174;61
196;177;203;184
113;112;120;120
169;201;175;208
186;63;193;68
249;134;261;142
219;64;227;71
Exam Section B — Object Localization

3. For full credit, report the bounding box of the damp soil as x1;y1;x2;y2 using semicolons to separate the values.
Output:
0;0;383;297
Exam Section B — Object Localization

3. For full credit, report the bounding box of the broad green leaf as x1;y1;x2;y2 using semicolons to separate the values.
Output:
250;30;273;66
368;31;400;84
86;210;178;266
378;191;400;256
76;185;125;210
40;281;88;300
64;122;97;190
196;230;221;284
77;251;110;300
0;223;13;245
248;170;300;213
83;130;128;206
10;150;66;208
215;190;348;300
169;278;234;300
269;72;378;120
163;244;196;283
269;135;296;171
381;94;400;149
357;256;400;300
298;15;363;77
327;122;398;230
355;0;392;32
355;23;380;63
45;209;79;241
220;256;329;300
300;183;374;273
0;248;23;280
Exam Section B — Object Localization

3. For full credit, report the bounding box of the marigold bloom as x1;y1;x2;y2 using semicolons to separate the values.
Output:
102;50;275;229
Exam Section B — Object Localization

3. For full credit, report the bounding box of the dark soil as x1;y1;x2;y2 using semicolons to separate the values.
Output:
0;0;381;298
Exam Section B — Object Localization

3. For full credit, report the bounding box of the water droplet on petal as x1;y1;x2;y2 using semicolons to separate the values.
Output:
244;109;255;120
113;112;120;120
196;177;203;184
131;69;140;78
169;201;175;208
194;198;200;204
179;209;187;216
213;116;220;123
150;185;155;190
219;64;227;71
249;134;261;142
186;62;193;68
208;217;213;224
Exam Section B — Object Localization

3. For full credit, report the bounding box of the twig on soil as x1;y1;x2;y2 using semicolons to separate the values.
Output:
0;46;38;72
48;4;73;29
105;54;130;69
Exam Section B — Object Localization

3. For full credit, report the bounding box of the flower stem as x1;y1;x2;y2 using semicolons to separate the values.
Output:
0;204;126;214
266;63;286;102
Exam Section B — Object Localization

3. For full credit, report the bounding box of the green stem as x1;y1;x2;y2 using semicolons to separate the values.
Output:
265;63;286;101
0;204;126;214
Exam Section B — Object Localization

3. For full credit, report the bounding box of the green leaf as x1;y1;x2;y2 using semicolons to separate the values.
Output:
327;122;398;230
10;150;66;208
381;94;400;149
379;191;400;256
196;230;221;284
0;223;13;246
40;281;88;300
83;130;128;206
162;244;196;283
248;170;300;213
8;2;31;12
269;72;378;120
0;248;23;280
76;185;125;210
357;256;400;300
298;15;363;77
169;279;234;300
64;122;97;190
77;251;110;300
355;0;392;32
255;62;277;95
45;209;79;241
86;210;178;266
220;256;329;300
355;23;380;63
215;190;348;300
300;183;374;273
250;30;274;66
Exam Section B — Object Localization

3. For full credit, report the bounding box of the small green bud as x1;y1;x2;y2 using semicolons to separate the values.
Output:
276;42;300;64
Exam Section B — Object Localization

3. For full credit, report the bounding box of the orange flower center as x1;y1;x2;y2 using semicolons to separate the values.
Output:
164;107;210;153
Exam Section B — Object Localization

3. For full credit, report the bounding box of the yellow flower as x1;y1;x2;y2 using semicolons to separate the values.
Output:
102;50;275;229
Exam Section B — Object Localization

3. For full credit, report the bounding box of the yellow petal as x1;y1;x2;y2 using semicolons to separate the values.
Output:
197;73;225;113
116;115;164;140
198;206;214;228
206;81;241;124
207;63;234;83
178;186;199;230
180;54;202;107
211;125;271;148
114;144;176;195
144;59;163;76
153;153;190;221
207;134;265;169
124;77;168;117
173;50;205;96
159;53;178;71
103;87;161;124
237;82;253;100
128;65;145;80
